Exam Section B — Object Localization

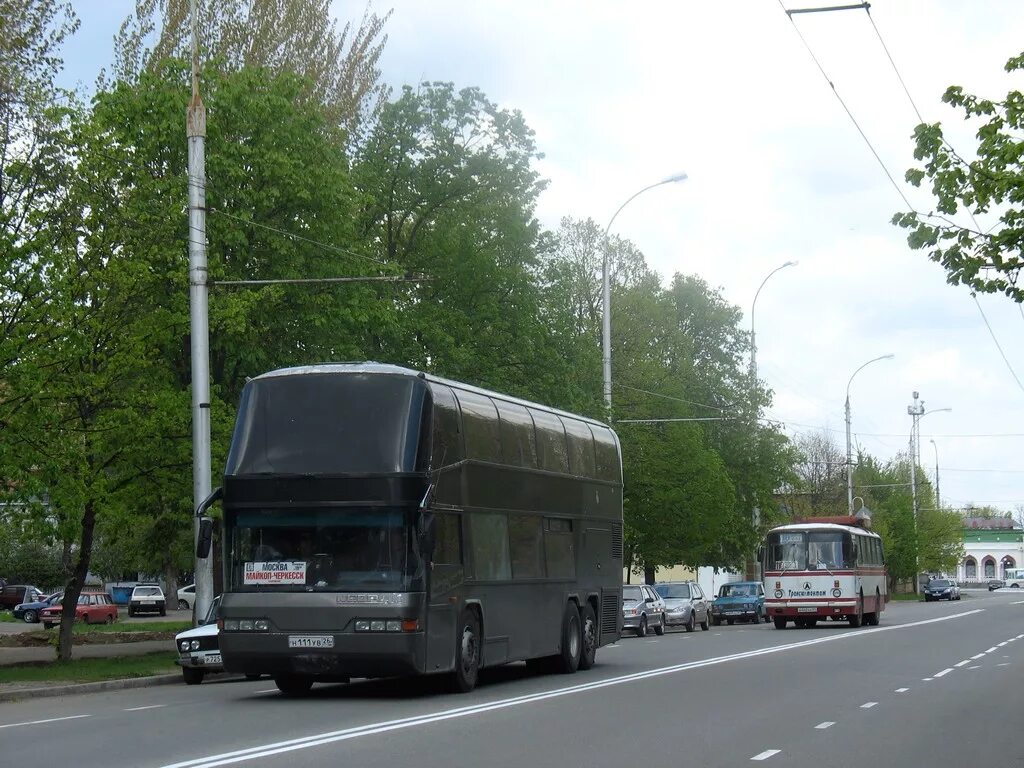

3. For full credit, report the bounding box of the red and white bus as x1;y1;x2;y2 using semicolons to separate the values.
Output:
761;517;887;629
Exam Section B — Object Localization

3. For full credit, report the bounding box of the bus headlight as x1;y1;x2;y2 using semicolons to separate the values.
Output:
224;619;239;631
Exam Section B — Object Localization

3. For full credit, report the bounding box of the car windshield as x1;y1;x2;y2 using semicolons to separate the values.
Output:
134;587;162;597
228;506;415;592
930;580;952;588
654;584;690;599
622;586;642;602
720;584;756;597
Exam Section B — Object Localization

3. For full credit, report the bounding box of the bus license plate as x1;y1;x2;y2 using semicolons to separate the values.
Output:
288;635;334;649
797;606;816;613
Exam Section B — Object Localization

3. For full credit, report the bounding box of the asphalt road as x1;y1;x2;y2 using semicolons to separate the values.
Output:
3;591;1023;768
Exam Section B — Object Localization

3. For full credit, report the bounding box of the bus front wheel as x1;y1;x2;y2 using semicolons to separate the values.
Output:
452;609;481;693
773;616;786;630
274;675;313;696
578;603;597;671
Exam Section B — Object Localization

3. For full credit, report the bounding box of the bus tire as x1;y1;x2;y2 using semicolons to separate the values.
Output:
866;589;881;625
452;609;481;693
274;675;313;696
578;603;598;670
848;594;864;628
555;602;582;674
773;617;786;629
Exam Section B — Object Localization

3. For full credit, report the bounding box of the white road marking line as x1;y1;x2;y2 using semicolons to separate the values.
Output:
985;647;998;653
922;678;934;681
895;687;909;693
160;609;986;768
255;689;278;694
968;665;981;670
971;653;985;659
815;722;835;729
0;714;91;730
860;702;877;709
1010;600;1024;605
934;668;954;678
998;642;1008;647
997;663;1011;667
954;660;971;668
751;750;781;761
125;704;166;712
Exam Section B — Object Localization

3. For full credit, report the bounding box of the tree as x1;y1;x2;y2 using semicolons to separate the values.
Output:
113;0;390;141
893;51;1024;301
785;431;847;517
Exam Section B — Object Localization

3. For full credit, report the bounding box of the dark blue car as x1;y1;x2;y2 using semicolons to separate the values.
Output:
13;591;61;623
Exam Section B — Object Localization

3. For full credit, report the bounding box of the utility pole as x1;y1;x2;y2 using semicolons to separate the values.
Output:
930;439;941;511
188;0;213;624
907;391;925;594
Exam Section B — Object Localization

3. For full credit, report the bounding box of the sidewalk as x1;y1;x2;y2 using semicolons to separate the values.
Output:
0;639;172;665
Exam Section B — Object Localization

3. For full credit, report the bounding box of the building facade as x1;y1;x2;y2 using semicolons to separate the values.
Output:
957;518;1024;584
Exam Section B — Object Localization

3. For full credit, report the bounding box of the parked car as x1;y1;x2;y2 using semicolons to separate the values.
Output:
654;581;711;632
177;584;196;611
622;584;666;637
923;578;961;601
175;596;262;685
988;579;1006;591
40;591;118;627
176;596;222;685
129;584;167;616
711;581;767;625
0;584;42;612
13;591;62;623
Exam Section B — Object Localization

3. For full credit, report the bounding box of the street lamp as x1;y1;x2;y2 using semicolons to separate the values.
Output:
602;172;688;410
917;407;952;466
930;438;941;510
845;354;894;515
750;260;797;395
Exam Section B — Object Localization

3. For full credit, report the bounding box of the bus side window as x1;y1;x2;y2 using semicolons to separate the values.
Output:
433;513;463;565
532;409;569;474
454;390;501;463
509;515;544;579
468;513;511;581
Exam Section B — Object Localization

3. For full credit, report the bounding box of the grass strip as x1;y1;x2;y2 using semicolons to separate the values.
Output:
0;652;179;684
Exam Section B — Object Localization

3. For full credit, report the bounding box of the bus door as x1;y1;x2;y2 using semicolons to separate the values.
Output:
425;511;464;674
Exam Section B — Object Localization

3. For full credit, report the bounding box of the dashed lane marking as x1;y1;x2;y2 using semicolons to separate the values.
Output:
125;705;167;712
934;668;954;678
0;714;91;730
985;647;998;653
860;702;877;709
968;666;981;670
895;688;909;693
997;663;1011;667
815;722;835;729
971;653;985;659
922;678;934;681
954;660;971;667
751;750;781;761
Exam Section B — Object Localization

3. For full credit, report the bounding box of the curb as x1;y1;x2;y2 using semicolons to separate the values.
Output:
0;673;182;702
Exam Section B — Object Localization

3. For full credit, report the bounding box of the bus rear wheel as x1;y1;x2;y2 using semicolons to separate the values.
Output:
555;602;582;674
773;616;787;629
578;603;597;670
451;609;481;693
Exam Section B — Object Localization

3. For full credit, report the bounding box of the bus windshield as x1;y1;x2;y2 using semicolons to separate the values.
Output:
228;507;415;592
767;530;853;571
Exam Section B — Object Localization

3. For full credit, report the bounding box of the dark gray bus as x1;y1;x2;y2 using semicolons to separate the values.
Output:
209;363;623;694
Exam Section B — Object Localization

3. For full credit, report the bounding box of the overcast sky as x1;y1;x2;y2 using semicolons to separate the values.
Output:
62;1;1024;514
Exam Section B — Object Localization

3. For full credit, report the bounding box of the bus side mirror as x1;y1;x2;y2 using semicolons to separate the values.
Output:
417;512;436;559
196;517;214;559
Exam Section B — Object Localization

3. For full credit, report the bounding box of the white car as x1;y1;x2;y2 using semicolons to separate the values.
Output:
128;584;166;616
177;584;195;611
175;596;261;685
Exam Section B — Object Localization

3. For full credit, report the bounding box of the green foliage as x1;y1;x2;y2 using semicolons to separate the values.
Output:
894;51;1024;301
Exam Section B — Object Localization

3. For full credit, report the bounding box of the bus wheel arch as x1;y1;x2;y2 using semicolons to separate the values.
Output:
848;591;864;628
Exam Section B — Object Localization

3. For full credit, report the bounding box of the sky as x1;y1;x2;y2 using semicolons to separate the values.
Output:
61;1;1024;515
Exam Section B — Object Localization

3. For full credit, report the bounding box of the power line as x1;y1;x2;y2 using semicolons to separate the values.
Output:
763;415;1024;439
971;292;1024;397
776;0;915;211
613;383;732;412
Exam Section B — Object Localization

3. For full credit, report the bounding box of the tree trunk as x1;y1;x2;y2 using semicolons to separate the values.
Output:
643;564;656;585
58;498;97;661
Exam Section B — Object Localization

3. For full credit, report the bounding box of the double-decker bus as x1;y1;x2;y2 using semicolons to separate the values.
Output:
199;363;623;694
760;516;887;629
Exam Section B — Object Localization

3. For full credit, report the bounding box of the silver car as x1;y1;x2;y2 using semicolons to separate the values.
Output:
622;584;666;637
654;581;711;632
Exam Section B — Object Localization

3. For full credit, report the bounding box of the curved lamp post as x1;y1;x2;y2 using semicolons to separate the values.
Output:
845;354;894;515
602;172;688;411
750;260;797;395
